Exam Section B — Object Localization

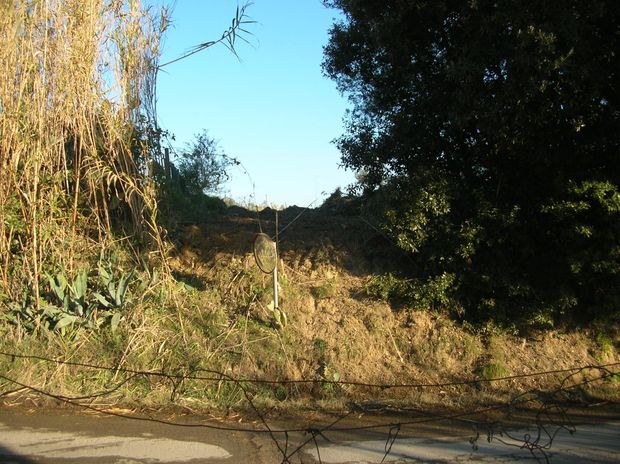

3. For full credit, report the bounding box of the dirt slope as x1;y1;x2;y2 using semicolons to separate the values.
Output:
167;202;619;409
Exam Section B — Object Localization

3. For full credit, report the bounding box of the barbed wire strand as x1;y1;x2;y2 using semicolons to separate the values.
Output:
3;351;617;390
381;424;401;464
1;369;613;464
1;351;618;464
270;197;320;241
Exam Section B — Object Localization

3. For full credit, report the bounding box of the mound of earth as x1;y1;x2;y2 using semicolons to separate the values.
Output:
167;202;619;409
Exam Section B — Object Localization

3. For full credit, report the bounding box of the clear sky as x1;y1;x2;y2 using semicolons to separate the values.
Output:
154;0;355;207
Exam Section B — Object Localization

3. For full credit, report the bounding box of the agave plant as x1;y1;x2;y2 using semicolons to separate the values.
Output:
93;264;134;310
92;264;136;333
47;269;91;317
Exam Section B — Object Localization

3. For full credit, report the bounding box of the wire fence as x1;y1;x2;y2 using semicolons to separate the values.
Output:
2;207;617;462
1;351;618;463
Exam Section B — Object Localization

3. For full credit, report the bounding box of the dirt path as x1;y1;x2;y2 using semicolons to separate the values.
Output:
1;407;619;463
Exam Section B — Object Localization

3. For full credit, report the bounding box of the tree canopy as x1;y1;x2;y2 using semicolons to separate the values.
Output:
177;131;232;196
323;0;620;326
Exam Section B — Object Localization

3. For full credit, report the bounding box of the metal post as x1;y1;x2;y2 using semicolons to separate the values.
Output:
273;210;279;309
273;266;278;310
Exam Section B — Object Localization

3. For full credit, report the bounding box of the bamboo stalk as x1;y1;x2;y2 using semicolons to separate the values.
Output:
0;0;169;306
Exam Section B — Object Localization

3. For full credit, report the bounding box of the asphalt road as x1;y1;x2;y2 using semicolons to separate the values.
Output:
0;407;619;463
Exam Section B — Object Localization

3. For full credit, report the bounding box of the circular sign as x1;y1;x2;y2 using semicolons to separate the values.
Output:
253;233;277;273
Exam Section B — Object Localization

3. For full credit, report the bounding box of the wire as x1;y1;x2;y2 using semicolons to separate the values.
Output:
0;353;617;464
2;351;617;390
271;197;320;240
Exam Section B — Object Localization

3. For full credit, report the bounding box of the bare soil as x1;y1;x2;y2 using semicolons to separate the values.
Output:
166;203;620;410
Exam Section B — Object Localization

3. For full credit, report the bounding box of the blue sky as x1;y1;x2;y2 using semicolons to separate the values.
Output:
154;1;355;207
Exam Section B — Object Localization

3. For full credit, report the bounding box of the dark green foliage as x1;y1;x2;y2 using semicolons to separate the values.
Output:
156;130;230;223
365;272;456;311
324;0;619;326
176;130;233;196
159;183;226;224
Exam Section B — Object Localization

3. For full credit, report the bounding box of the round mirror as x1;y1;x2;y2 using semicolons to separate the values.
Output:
253;233;277;273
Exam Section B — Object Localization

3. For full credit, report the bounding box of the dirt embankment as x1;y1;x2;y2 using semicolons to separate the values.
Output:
166;202;619;409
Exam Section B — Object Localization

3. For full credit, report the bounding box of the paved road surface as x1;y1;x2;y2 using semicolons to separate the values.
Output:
306;422;620;463
0;407;618;463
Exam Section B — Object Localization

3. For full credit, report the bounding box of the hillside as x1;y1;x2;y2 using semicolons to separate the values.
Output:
1;200;618;415
161;201;620;411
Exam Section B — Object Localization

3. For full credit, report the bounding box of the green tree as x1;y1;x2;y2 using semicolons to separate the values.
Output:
177;130;232;195
155;131;232;224
323;0;619;325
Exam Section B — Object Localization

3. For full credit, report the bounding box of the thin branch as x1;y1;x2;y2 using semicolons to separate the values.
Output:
158;2;256;69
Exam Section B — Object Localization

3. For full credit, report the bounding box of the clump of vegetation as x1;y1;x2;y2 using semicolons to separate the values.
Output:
0;0;169;326
480;362;510;383
156;130;233;224
324;0;620;328
0;1;254;406
312;281;336;300
311;338;341;395
175;131;234;196
478;336;510;387
365;272;455;311
593;330;617;362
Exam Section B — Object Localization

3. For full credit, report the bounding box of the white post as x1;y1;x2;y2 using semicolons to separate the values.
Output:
273;266;278;310
273;210;279;309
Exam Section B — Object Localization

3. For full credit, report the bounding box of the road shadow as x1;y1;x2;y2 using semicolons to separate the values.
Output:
0;444;37;464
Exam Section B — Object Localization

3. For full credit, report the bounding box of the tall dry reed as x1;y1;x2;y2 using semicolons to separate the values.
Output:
0;0;168;306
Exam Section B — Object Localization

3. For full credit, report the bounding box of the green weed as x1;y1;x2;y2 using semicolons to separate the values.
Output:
593;331;616;362
312;281;336;300
313;338;328;359
480;362;509;382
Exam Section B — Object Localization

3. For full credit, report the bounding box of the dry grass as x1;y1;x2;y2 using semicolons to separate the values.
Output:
0;0;168;307
0;6;617;414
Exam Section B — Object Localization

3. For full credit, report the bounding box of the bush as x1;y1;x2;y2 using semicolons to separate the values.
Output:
176;130;234;196
157;130;232;223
